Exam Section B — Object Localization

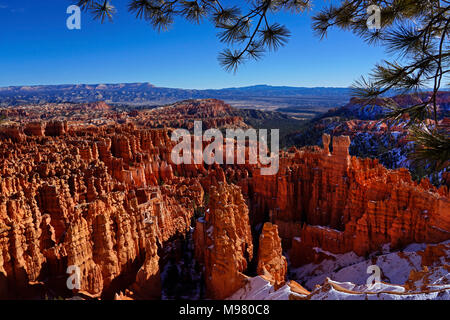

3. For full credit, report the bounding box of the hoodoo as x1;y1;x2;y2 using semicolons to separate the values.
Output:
0;100;448;300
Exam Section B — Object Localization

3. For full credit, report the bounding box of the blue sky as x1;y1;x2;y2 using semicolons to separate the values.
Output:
0;0;388;89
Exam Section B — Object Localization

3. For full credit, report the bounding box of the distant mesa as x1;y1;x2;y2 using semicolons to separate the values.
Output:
0;82;351;116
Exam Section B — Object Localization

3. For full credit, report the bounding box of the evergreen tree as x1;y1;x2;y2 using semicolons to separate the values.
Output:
312;0;449;173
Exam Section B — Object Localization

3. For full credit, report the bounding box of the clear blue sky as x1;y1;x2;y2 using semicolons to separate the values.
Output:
0;0;388;89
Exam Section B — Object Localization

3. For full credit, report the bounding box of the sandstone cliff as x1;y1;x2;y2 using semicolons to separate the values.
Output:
193;183;253;299
245;134;449;267
0;100;448;300
256;222;287;288
0;123;203;298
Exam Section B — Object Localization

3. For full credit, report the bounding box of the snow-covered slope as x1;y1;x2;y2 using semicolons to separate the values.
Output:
300;241;450;300
307;278;450;300
227;276;308;300
230;241;449;300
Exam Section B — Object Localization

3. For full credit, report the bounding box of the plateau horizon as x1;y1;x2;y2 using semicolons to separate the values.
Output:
0;82;352;91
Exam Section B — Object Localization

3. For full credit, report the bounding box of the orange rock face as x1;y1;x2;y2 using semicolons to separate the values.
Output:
245;134;450;267
193;183;253;299
134;99;248;130
0;123;204;299
133;222;161;299
0;99;448;300
256;223;287;288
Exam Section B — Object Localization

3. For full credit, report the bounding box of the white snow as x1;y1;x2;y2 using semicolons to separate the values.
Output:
308;278;450;300
227;276;306;300
228;242;449;300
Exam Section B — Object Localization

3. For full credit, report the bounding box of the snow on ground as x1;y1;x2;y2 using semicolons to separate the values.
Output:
289;250;366;290
330;250;423;286
308;279;450;300
228;241;449;300
227;276;307;300
290;242;449;291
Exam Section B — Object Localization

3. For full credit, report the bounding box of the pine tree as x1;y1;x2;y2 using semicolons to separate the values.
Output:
312;0;449;174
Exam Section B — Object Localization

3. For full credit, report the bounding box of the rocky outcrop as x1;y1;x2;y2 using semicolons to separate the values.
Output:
0;98;448;300
0;124;25;142
133;222;161;299
245;134;450;267
193;183;253;299
256;223;287;288
24;122;46;136
1;120;68;140
0;123;203;299
133;99;248;130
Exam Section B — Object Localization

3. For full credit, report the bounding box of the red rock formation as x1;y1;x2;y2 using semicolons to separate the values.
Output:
134;99;248;130
0;124;25;142
81;101;112;111
193;183;253;299
24;122;46;136
0;123;203;299
244;134;450;267
0;99;448;300
256;223;287;288
45;120;68;136
133;222;161;299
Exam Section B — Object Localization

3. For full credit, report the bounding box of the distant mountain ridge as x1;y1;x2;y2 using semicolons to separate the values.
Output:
0;82;349;95
0;82;157;92
3;82;442;117
0;83;352;111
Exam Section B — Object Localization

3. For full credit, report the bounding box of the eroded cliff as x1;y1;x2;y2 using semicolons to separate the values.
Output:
0;99;448;300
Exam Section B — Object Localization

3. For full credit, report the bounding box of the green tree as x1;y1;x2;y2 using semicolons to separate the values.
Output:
313;0;449;173
77;0;449;174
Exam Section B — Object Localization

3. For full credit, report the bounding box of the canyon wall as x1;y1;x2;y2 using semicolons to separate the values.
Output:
193;183;253;299
256;222;287;288
245;134;449;267
0;113;448;299
0;123;205;298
